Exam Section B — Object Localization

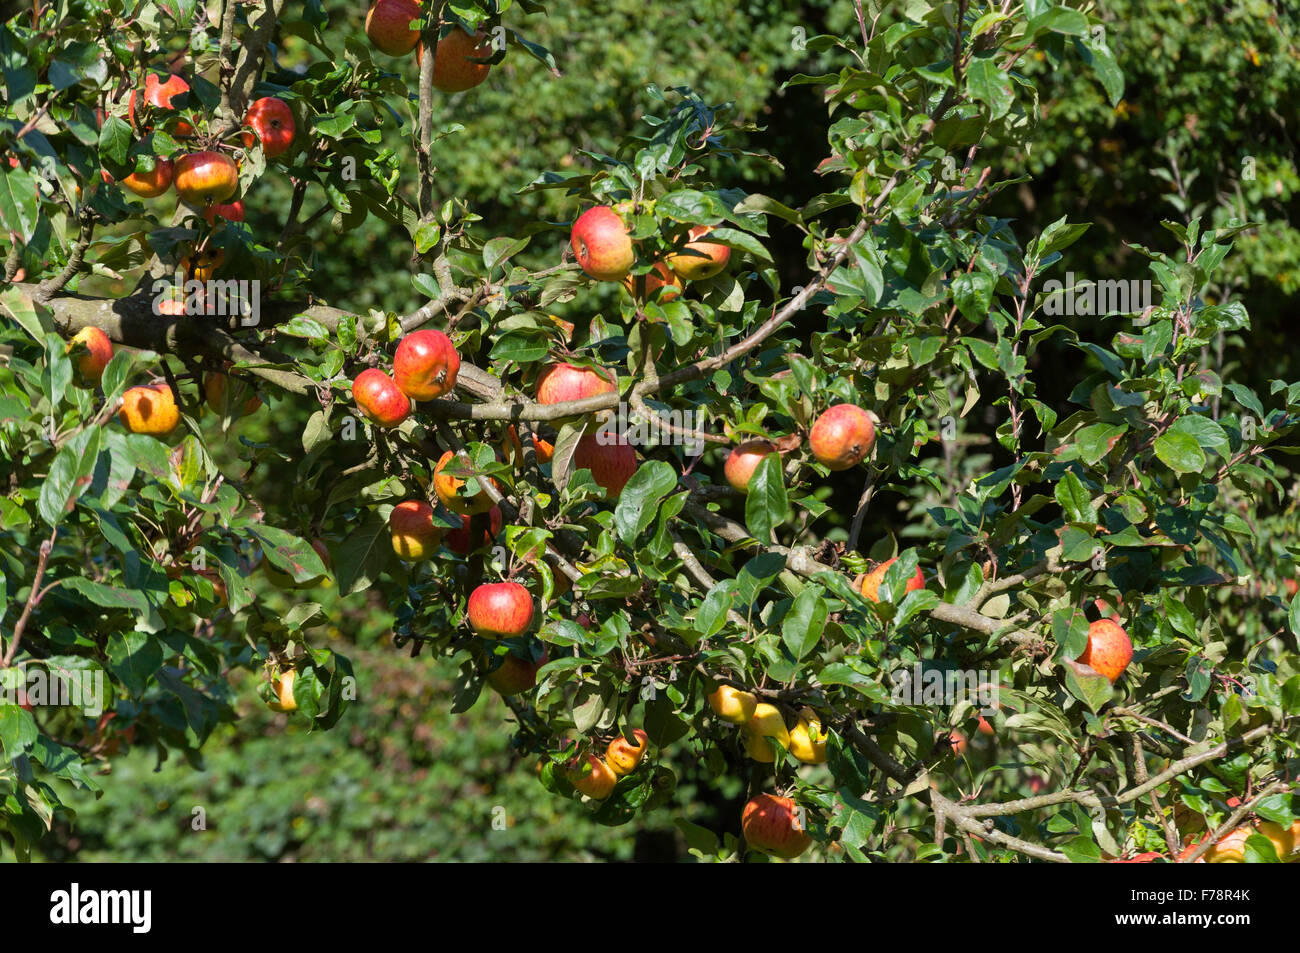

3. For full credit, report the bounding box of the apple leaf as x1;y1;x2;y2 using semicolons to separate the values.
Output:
613;460;677;543
745;452;788;544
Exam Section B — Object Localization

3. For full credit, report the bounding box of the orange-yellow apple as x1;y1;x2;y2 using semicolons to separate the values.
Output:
118;384;180;437
267;669;297;712
66;327;113;385
622;262;682;301
119;156;173;198
173;150;239;205
605;728;648;776
809;403;876;470
1079;618;1133;682
742;793;811;859
570;205;634;281
365;0;421;55
1255;821;1294;860
467;581;534;638
389;500;442;560
434;450;497;515
1205;826;1250;863
352;368;411;428
666;225;730;281
743;702;790;763
393;328;460;400
204;372;262;417
564;753;618;800
857;557;925;602
707;684;757;724
724;440;776;493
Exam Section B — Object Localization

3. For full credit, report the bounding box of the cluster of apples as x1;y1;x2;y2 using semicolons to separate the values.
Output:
110;71;294;211
707;685;827;765
723;403;877;493
561;729;650;800
365;0;494;93
569;203;731;292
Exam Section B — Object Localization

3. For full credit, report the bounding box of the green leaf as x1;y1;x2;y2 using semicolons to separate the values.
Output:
105;631;163;696
613;461;678;544
1154;431;1207;474
0;705;39;759
1054;469;1097;524
781;587;828;660
966;56;1015;120
745;452;788;544
37;427;101;527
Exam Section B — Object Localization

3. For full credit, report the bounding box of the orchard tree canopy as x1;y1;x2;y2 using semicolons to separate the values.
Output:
1;0;1298;864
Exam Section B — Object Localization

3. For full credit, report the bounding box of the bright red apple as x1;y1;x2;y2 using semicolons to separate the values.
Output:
242;97;295;158
571;205;635;281
445;505;503;556
535;362;617;405
467;581;534;639
1079;618;1133;682
742;793;812;859
417;26;492;93
202;200;245;226
572;432;638;500
352;368;411;428
173;151;239;206
393;329;460;401
365;0;421;56
724;440;776;493
857;557;925;603
66;327;113;385
809;403;876;470
128;73;193;137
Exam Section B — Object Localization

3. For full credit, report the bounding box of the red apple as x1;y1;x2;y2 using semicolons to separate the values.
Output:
352;368;411;428
571;205;635;281
809;403;876;470
66;327;113;385
393;329;460;401
445;505;503;555
389;500;442;560
417;26;492;93
535;362;617;405
128;73;194;137
173;151;239;206
365;0;421;56
666;225;730;281
724;440;776;492
1079;618;1133;682
742;793;812;859
485;645;548;696
241;97;295;158
467;581;534;639
572;432;638;500
202;200;245;226
857;557;925;603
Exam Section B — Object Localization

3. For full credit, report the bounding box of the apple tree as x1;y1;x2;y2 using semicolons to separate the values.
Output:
1;0;1298;862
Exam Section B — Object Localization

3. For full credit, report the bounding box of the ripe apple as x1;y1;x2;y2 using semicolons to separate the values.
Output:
724;440;776;493
66;327;113;385
267;669;297;712
1284;578;1298;598
533;436;555;464
707;684;757;724
605;728;649;776
242;97;295;158
203;200;245;226
445;505;503;555
128;73;193;136
118;384;180;437
1079;618;1133;682
857;557;925;603
572;432;638;500
666;225;731;281
181;247;225;283
204;372;262;417
788;707;828;764
434;450;497;514
977;716;994;736
352;368;411;428
119;156;173;198
570;205;635;281
809;403;876;470
389;500;442;560
173;151;239;206
467;581;534;638
1205;826;1250;863
622;262;682;301
365;0;421;55
948;730;968;755
485;645;548;696
535;362;617;405
743;702;790;763
564;753;618;800
418;26;493;93
742;793;811;859
393;328;460;401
